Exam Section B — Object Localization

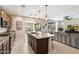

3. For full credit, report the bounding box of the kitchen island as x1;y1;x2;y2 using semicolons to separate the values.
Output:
28;32;54;54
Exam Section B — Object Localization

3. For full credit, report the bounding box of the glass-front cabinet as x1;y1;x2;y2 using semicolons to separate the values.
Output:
34;23;41;31
25;23;34;32
48;22;55;34
25;23;41;32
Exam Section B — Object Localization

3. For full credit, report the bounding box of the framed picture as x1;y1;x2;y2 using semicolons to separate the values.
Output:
16;21;22;30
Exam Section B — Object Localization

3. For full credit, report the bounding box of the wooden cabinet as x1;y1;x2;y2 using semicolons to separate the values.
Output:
0;33;15;54
0;44;2;54
2;37;10;54
54;32;79;48
10;31;15;47
3;41;7;54
6;39;10;54
0;10;12;28
70;34;79;48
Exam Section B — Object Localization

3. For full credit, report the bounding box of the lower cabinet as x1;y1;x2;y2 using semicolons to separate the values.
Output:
0;34;15;54
54;32;58;41
71;35;76;47
6;40;10;54
2;37;11;54
62;33;66;44
0;44;3;54
0;31;15;54
70;34;79;48
54;32;79;48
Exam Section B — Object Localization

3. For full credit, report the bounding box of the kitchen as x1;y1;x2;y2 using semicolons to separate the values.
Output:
0;5;79;54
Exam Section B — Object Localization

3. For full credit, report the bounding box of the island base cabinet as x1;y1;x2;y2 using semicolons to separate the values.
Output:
28;34;49;54
36;38;48;54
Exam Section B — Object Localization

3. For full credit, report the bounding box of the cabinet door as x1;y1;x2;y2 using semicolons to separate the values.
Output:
6;40;10;54
0;44;3;54
56;33;59;41
10;35;14;47
75;38;79;48
54;32;58;41
62;34;66;44
3;38;9;54
3;41;7;54
66;34;70;45
71;35;76;47
71;34;79;48
70;34;77;47
58;33;62;42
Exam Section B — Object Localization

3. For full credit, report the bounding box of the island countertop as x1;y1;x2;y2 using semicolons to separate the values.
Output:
28;32;54;39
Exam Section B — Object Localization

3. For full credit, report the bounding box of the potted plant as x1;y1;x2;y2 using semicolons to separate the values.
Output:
67;25;76;33
58;27;64;32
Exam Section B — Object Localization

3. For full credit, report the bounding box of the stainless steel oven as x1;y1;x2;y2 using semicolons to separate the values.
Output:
0;17;7;27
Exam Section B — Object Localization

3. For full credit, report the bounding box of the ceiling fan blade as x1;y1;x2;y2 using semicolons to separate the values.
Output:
64;16;72;20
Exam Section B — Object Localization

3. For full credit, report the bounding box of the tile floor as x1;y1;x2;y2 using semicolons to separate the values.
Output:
11;34;79;54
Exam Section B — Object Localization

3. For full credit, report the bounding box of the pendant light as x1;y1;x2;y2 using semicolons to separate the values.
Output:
45;5;48;20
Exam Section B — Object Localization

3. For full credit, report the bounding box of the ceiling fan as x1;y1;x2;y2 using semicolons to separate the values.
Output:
64;16;72;20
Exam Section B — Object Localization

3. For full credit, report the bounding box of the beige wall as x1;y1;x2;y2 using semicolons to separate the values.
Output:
12;16;49;37
12;16;25;40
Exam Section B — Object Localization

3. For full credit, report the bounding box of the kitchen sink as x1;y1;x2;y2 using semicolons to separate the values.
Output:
31;32;37;34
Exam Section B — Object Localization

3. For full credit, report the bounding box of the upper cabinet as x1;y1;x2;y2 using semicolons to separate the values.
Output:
0;9;12;28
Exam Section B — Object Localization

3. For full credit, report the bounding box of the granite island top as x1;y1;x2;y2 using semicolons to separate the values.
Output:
28;32;55;39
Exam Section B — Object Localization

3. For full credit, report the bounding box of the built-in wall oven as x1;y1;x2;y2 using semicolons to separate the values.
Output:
0;17;7;27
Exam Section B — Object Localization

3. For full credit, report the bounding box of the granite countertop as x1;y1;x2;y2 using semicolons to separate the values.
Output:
28;32;55;39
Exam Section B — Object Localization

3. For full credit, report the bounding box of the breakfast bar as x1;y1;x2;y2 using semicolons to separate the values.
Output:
28;32;54;54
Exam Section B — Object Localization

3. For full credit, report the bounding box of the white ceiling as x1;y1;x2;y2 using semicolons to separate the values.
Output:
1;5;79;21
